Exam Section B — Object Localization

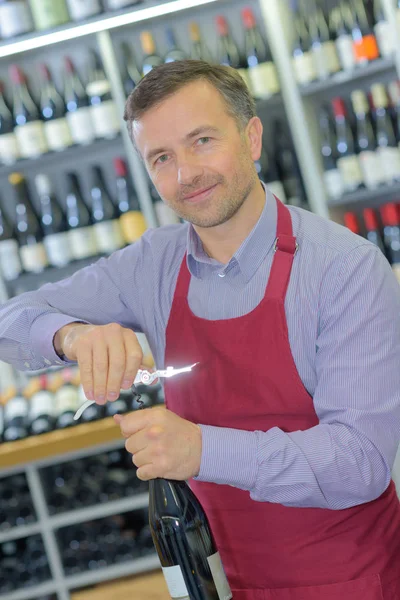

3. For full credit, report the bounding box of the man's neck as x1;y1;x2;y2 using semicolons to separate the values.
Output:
193;183;266;265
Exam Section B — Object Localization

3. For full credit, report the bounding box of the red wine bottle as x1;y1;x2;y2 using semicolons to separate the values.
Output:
0;200;22;282
149;478;232;600
0;80;19;165
120;42;142;97
90;165;124;254
114;157;147;243
86;50;120;140
370;83;400;184
334;1;356;72
65;172;98;260
380;203;400;283
215;15;251;93
64;57;96;147
331;97;364;192
363;207;386;254
319;107;344;201
39;64;73;153
292;10;317;86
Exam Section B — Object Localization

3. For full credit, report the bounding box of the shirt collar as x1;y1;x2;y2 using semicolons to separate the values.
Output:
186;183;278;283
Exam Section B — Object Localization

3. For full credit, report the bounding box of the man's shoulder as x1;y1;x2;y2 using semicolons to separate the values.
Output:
140;222;188;266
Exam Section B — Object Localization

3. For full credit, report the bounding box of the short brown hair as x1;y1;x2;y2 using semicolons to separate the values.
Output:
123;60;256;139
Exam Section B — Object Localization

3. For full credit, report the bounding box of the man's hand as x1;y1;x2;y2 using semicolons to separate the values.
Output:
114;407;202;481
54;322;143;404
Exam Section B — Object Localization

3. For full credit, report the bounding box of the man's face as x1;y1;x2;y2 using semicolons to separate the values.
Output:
132;80;262;228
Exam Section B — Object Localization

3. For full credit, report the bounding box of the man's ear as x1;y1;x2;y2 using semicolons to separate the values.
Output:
245;116;263;161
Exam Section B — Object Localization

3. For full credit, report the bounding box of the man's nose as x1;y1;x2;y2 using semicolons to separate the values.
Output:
177;157;203;185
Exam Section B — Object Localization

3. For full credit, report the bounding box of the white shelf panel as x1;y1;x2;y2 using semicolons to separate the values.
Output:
0;581;57;600
0;522;41;544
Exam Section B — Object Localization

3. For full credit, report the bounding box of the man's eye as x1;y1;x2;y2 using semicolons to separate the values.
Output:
156;154;169;164
197;137;211;145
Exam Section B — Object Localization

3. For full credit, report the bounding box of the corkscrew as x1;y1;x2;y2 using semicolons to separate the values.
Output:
73;363;199;420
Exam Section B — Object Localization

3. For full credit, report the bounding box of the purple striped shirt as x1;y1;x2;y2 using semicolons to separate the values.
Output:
1;187;400;509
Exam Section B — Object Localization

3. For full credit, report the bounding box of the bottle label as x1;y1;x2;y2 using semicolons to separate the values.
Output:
292;53;316;85
336;35;356;71
44;232;72;267
312;43;330;80
0;2;33;38
30;392;54;420
207;552;233;600
5;396;28;420
66;0;102;20
323;169;344;200
248;62;280;99
68;226;98;260
374;21;396;58
20;243;48;273
323;41;341;74
0;132;20;165
56;387;79;413
93;220;125;254
15;121;48;158
359;151;385;189
91;101;120;139
66;107;95;145
267;181;287;204
120;211;147;243
355;34;379;63
161;565;189;599
337;155;364;190
236;69;252;94
0;239;22;281
44;118;73;152
378;147;400;183
29;0;70;30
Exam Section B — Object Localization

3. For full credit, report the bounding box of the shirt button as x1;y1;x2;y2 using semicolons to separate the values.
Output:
44;358;51;366
218;272;226;278
24;362;30;368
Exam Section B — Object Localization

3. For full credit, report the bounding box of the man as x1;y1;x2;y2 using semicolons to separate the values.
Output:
0;60;400;598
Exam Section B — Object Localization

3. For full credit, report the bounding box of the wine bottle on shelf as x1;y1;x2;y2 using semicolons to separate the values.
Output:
3;386;29;442
64;57;96;147
255;145;287;203
334;1;356;72
86;49;120;140
150;184;181;226
0;81;19;165
319;107;344;201
370;83;400;184
9;65;48;159
0;201;23;282
309;1;341;80
66;0;103;21
0;1;32;39
114;157;147;243
28;375;55;436
351;0;380;65
388;80;400;151
189;22;213;62
164;28;186;63
373;0;395;58
241;7;280;99
380;203;400;282
9;172;48;273
317;2;341;76
343;211;360;235
350;89;384;189
273;120;305;208
35;173;72;268
28;0;70;31
90;165;125;254
39;64;73;153
121;42;142;96
291;9;317;86
363;207;386;254
65;172;98;260
215;15;252;94
149;478;232;600
140;31;163;76
331;97;364;192
54;371;79;429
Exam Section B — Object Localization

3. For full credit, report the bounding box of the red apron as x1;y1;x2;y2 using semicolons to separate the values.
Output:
164;197;400;599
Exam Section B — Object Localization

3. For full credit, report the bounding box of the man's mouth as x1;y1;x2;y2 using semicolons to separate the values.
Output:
182;183;218;202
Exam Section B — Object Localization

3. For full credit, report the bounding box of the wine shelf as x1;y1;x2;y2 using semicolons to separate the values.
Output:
328;182;400;208
49;493;149;530
300;57;396;96
0;522;41;545
0;0;226;59
0;580;58;600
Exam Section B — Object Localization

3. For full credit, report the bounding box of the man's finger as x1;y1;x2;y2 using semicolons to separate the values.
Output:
106;329;126;401
77;342;93;401
92;337;108;404
122;330;143;388
115;408;153;437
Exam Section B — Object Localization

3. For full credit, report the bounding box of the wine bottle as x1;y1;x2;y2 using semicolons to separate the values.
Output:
150;184;180;226
0;200;22;282
350;89;384;189
292;8;317;86
0;0;33;39
35;173;72;267
371;83;400;184
273;120;305;207
140;31;163;76
64;57;96;147
121;42;142;97
189;22;213;62
3;387;29;442
29;375;55;436
9;172;48;273
241;7;280;99
0;81;19;165
255;145;287;203
215;15;252;94
28;0;70;30
351;0;380;65
39;64;73;152
54;371;79;429
164;28;186;63
380;203;400;283
373;0;395;58
66;0;103;21
334;1;356;72
149;478;232;600
319;107;344;200
309;2;341;80
331;97;364;192
318;2;341;76
114;157;147;243
86;49;120;140
90;165;125;254
65;172;98;260
388;80;400;152
344;211;360;234
363;207;386;254
9;65;48;159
